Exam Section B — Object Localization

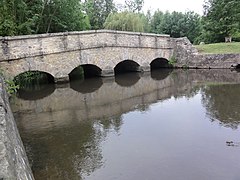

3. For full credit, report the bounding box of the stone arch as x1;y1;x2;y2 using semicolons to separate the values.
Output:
150;58;173;70
236;64;240;72
13;70;55;84
114;60;141;74
69;64;102;80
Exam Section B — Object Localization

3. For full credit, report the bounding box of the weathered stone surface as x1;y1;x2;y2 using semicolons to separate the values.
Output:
0;78;34;180
190;54;240;69
0;30;173;81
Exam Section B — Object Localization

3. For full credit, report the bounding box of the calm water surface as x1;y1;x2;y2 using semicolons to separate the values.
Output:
10;69;240;180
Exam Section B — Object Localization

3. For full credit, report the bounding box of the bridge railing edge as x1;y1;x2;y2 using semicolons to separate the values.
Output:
0;30;170;41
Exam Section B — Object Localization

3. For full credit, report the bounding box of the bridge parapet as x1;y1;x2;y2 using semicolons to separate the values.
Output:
0;30;171;62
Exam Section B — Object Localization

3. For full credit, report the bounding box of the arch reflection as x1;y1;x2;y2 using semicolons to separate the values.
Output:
115;72;141;87
70;78;103;94
151;69;173;81
16;83;55;100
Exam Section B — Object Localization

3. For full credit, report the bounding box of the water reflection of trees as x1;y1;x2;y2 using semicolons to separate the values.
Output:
20;115;123;180
202;84;240;129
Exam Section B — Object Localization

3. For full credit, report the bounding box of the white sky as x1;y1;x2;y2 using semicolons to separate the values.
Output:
114;0;204;15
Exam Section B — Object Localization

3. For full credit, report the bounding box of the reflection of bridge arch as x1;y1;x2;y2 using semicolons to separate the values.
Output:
17;84;55;100
151;69;173;81
70;78;103;94
115;73;141;87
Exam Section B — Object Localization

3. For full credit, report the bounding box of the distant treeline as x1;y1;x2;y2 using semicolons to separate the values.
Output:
1;0;240;44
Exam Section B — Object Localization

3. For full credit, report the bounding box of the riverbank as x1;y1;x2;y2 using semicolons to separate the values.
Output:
0;77;34;180
195;42;240;54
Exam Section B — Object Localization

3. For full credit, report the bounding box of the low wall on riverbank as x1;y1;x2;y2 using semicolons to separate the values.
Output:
192;54;240;69
0;78;34;179
172;37;240;68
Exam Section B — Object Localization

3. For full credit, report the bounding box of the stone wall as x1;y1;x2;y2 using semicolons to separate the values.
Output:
0;78;34;180
190;54;240;69
172;37;240;68
171;37;198;67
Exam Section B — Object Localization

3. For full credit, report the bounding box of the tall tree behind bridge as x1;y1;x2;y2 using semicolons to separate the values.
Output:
202;0;240;43
0;0;32;36
84;0;116;29
36;0;90;33
0;0;90;36
125;0;144;13
104;12;148;32
149;11;202;44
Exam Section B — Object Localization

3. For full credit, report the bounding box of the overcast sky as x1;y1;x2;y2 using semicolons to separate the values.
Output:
114;0;204;15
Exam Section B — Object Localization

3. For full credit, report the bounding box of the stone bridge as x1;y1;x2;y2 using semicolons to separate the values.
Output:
1;30;239;83
0;30;188;83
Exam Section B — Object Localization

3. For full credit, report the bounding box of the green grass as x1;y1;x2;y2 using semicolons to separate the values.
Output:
195;42;240;54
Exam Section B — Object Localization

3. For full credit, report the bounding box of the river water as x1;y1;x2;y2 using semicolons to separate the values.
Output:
10;69;240;180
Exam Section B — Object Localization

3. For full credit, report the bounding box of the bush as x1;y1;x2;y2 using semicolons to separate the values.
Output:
232;32;240;42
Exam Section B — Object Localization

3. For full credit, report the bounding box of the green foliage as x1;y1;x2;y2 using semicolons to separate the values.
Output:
33;0;91;33
125;0;144;13
0;0;91;36
5;80;19;94
168;56;177;65
202;0;240;43
149;10;202;43
2;0;239;48
14;71;53;89
232;31;240;42
84;0;116;30
104;12;148;32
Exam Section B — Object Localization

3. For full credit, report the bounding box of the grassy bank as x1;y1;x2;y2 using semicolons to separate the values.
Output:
195;42;240;54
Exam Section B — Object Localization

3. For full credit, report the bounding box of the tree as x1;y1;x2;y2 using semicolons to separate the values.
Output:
150;10;202;43
104;12;147;32
0;0;34;36
34;0;90;33
84;0;116;29
150;10;164;34
202;0;240;42
124;0;144;13
0;0;90;36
